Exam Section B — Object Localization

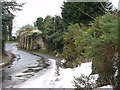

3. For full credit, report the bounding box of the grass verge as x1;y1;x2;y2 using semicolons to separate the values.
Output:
34;49;54;56
0;55;2;59
5;41;17;43
0;53;16;68
34;49;65;58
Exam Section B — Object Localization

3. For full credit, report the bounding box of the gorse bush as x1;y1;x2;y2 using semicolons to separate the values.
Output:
63;24;88;68
86;14;118;87
63;13;119;88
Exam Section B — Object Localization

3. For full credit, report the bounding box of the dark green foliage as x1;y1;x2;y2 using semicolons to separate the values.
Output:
2;0;24;55
64;13;119;88
54;16;67;32
9;36;16;41
61;2;113;26
86;14;118;88
116;12;120;89
34;17;44;31
35;15;66;53
2;1;24;40
44;16;66;53
43;15;55;36
47;31;64;53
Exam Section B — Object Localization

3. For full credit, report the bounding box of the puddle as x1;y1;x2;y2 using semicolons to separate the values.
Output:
16;74;34;79
22;68;42;73
3;76;12;81
28;65;42;68
15;56;50;82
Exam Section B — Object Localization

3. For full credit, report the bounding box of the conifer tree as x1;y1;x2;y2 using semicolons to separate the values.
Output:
61;2;113;26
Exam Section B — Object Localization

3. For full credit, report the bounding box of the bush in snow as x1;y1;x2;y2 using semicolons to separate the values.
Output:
73;74;97;89
63;13;119;88
85;13;118;88
63;24;90;68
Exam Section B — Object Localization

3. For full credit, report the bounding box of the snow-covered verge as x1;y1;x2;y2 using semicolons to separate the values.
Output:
54;61;93;88
99;85;113;88
13;59;112;88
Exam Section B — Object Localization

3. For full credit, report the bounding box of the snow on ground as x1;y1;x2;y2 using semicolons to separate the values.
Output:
54;61;93;88
99;85;113;88
13;59;112;88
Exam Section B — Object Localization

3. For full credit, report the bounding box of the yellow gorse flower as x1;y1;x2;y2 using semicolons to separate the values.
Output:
90;46;91;48
89;29;91;31
30;31;34;33
74;40;77;45
64;38;67;40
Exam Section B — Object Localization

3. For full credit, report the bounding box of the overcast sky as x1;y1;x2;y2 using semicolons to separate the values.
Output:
12;0;119;35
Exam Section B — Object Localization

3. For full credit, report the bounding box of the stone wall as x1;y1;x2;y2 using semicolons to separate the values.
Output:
18;30;46;51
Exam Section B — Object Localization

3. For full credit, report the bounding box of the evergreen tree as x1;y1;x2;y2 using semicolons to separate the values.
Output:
61;2;113;26
34;17;44;31
35;15;66;53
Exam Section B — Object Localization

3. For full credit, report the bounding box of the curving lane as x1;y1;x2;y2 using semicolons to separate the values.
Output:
1;43;50;88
